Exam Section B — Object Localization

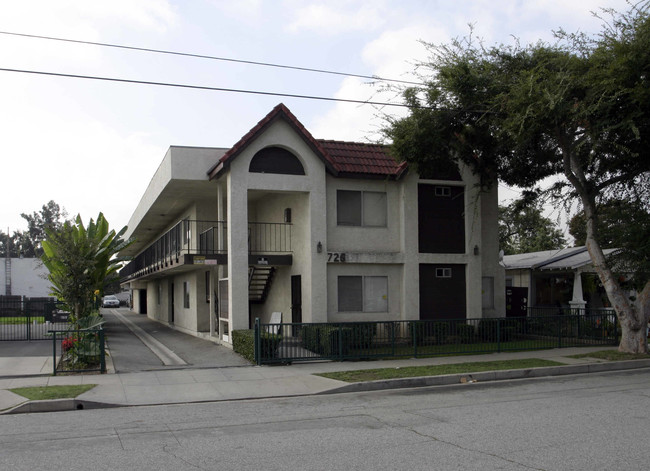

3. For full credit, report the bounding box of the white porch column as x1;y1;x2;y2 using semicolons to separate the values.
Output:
226;173;249;333
569;270;587;312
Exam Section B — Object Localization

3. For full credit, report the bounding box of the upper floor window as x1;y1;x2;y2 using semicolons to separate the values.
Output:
249;147;305;175
337;190;387;227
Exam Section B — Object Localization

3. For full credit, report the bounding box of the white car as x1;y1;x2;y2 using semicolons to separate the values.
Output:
102;295;120;308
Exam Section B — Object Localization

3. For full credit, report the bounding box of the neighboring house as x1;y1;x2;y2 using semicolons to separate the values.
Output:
502;246;619;315
1;257;52;297
119;104;505;344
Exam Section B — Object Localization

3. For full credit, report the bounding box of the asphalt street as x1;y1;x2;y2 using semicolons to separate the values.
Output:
1;368;649;470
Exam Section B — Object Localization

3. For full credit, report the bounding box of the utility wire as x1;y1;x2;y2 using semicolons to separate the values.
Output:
0;30;424;86
0;67;419;108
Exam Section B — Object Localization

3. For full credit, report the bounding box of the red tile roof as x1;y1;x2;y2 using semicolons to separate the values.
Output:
318;140;407;178
208;103;407;180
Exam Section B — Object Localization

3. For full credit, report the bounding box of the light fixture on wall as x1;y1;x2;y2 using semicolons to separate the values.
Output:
474;245;480;256
317;241;322;253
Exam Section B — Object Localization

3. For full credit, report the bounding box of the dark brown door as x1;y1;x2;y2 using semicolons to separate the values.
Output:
418;184;465;254
291;275;302;336
419;264;466;320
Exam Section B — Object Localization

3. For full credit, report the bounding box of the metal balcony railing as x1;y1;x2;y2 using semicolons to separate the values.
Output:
120;220;292;281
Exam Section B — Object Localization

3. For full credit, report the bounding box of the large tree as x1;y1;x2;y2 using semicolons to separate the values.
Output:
499;196;566;255
41;213;133;322
385;4;650;352
0;200;69;257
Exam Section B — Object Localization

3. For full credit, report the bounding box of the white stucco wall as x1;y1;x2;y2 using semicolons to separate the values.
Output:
1;258;52;297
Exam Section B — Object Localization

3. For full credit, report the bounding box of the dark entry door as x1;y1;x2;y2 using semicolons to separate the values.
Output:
169;282;174;323
291;275;302;336
139;290;148;314
419;264;466;320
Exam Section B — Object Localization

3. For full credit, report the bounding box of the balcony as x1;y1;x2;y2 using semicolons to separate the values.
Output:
120;220;292;282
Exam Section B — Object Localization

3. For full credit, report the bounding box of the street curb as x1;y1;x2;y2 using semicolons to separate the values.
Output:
2;398;119;415
3;359;650;414
317;359;650;395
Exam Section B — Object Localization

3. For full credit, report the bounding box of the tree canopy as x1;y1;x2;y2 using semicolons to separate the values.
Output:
499;197;566;255
0;200;69;257
385;3;650;352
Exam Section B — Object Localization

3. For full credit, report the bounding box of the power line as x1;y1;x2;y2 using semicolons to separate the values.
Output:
0;66;418;108
0;30;424;86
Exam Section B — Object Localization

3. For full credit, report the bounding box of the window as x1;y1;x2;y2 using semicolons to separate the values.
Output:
336;190;387;227
183;281;190;309
434;186;451;197
183;218;191;246
338;276;388;312
482;276;494;309
436;267;452;278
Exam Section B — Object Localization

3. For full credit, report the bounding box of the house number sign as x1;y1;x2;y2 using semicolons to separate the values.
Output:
327;252;347;262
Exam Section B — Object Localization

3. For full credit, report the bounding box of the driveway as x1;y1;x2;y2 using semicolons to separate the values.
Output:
0;309;250;377
101;309;250;372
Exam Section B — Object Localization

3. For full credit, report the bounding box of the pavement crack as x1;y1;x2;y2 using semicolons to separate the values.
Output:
375;414;548;471
162;445;205;469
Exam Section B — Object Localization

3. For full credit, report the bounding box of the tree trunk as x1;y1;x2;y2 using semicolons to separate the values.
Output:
563;150;648;353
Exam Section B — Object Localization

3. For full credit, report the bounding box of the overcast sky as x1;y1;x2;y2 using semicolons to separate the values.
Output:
0;0;632;234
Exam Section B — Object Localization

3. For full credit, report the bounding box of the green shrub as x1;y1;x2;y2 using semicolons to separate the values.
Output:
455;323;475;343
349;323;375;349
232;329;255;363
260;332;282;359
232;329;283;363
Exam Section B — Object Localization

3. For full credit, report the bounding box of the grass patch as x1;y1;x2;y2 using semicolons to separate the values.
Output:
0;316;45;325
569;350;650;362
317;358;565;383
9;384;97;400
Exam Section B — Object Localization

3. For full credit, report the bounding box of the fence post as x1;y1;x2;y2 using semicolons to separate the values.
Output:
412;322;418;358
52;331;57;376
26;299;31;341
254;318;261;365
99;329;106;374
497;318;501;353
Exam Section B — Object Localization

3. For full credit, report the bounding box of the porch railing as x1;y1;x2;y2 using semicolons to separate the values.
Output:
120;220;292;281
254;311;618;364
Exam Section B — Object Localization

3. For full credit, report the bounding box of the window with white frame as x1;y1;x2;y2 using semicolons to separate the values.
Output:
183;281;190;309
482;276;494;309
338;275;388;312
336;190;387;227
183;218;191;246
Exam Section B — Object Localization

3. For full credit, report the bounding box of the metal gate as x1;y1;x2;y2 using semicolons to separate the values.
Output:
0;297;69;341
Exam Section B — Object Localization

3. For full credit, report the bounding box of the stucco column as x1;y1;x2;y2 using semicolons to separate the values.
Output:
227;173;249;333
569;270;587;312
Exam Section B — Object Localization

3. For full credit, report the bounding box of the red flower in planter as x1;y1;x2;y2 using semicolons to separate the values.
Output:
61;337;78;351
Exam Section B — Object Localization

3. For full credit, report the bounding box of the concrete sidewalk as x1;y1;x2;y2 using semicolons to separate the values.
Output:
4;345;650;415
1;309;649;414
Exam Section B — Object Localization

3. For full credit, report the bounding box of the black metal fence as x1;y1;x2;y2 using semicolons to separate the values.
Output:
254;310;618;365
50;328;106;375
0;297;69;341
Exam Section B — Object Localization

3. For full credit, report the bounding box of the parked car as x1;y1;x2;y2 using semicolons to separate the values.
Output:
102;295;120;308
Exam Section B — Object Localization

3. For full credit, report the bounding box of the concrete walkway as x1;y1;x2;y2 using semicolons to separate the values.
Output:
1;310;648;414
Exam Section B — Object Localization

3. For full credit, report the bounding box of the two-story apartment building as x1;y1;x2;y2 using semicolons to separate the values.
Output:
119;104;505;344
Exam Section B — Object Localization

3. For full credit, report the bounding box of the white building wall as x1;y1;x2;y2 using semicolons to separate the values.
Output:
221;118;329;334
1;258;52;297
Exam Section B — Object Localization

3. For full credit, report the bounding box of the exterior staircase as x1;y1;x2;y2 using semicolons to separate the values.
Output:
249;266;275;303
